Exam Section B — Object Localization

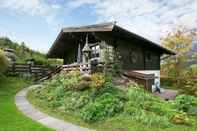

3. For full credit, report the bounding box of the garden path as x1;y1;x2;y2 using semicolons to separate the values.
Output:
15;86;91;131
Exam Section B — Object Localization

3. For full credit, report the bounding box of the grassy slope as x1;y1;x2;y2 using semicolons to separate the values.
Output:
27;82;197;131
0;37;63;66
0;37;46;63
28;94;197;131
0;76;54;131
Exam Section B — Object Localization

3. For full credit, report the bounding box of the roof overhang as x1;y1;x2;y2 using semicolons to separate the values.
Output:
47;22;175;58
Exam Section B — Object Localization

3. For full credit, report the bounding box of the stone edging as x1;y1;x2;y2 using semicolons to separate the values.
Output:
15;85;91;131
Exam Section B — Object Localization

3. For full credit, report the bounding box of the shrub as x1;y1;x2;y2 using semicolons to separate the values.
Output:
0;49;9;73
64;91;90;112
61;71;82;90
90;73;105;89
126;87;156;105
124;103;171;128
81;93;124;122
174;94;197;112
144;101;178;119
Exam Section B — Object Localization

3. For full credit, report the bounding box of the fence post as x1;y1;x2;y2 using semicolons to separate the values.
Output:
29;64;32;74
12;62;15;74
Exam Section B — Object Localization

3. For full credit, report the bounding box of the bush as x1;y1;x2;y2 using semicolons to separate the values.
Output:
174;94;197;112
123;88;196;127
61;71;82;90
81;93;124;122
0;49;9;73
64;91;90;112
124;103;171;128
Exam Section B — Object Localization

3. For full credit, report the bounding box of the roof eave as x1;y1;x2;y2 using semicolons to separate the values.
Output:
113;25;176;55
47;29;64;58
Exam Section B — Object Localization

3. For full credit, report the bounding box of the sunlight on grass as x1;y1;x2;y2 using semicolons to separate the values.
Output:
0;76;54;131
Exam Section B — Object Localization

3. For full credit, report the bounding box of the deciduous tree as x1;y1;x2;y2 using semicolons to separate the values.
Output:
161;27;195;78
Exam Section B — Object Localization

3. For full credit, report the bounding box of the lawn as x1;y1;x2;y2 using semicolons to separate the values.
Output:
0;75;54;131
27;72;197;131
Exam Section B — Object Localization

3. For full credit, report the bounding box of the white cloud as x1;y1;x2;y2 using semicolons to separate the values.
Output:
0;0;40;14
0;0;63;31
67;0;197;43
1;0;197;52
2;0;196;43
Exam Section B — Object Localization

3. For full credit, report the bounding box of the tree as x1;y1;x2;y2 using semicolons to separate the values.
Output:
0;49;9;73
161;27;196;78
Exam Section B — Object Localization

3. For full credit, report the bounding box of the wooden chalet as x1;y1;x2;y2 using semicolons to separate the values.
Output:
47;22;175;91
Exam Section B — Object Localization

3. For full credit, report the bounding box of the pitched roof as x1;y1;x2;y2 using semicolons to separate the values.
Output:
62;22;114;33
47;22;175;58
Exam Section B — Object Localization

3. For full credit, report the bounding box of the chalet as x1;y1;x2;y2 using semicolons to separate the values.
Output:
47;22;175;91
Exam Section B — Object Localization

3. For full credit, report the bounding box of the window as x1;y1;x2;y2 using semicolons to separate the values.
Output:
91;45;100;58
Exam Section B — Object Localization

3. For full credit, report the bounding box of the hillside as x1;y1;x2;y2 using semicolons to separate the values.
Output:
28;71;197;131
0;37;62;66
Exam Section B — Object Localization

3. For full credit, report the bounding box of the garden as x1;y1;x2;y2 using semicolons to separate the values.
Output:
28;71;197;131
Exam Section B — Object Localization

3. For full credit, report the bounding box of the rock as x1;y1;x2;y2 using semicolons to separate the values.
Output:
82;73;91;81
75;81;91;91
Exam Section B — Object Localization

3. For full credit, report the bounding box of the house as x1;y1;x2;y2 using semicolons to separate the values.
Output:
47;22;175;91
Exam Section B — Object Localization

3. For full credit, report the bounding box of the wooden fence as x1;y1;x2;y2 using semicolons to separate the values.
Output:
39;63;90;81
7;63;51;79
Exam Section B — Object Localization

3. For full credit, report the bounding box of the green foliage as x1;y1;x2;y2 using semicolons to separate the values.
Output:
161;28;197;97
0;49;9;73
124;105;171;128
64;91;90;112
81;93;124;122
123;87;197;127
161;77;197;96
0;37;62;67
161;27;195;77
29;73;197;129
124;88;173;127
174;95;197;112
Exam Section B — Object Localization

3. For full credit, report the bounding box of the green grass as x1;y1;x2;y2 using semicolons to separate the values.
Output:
27;73;197;131
0;75;54;131
28;92;197;131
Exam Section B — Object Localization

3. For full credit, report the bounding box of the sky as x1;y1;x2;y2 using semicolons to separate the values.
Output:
0;0;197;53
